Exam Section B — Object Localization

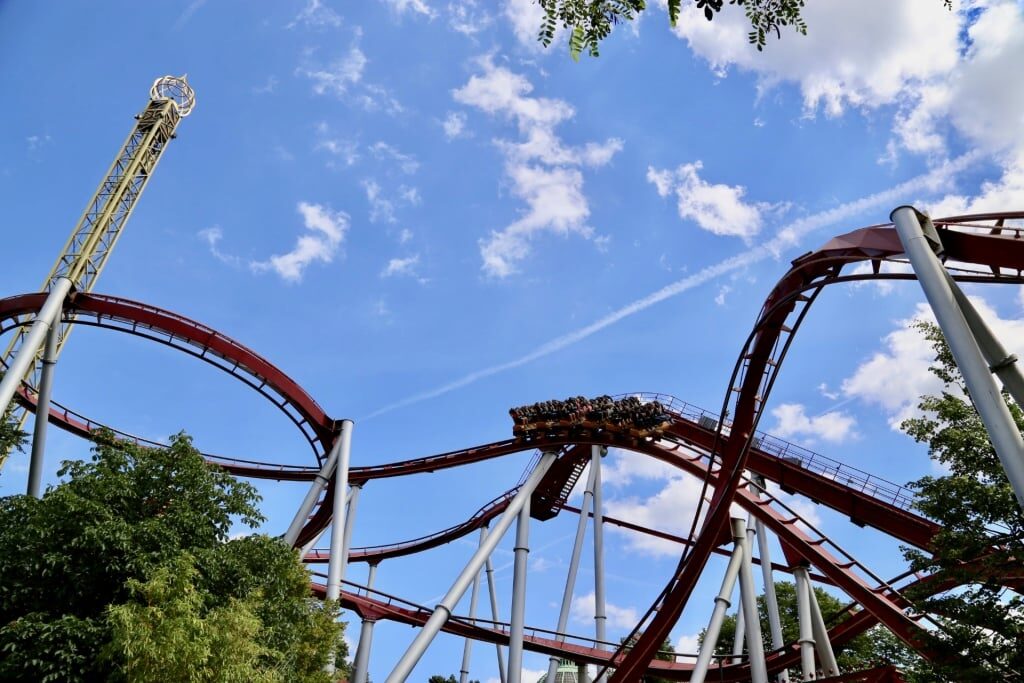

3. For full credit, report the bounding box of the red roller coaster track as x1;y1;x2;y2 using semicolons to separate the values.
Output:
4;211;1024;680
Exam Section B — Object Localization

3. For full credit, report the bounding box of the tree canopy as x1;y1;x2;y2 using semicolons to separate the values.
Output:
898;321;1024;681
537;0;952;60
0;432;347;682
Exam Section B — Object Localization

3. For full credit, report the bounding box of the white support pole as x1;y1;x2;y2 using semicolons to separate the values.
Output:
351;563;378;683
731;604;745;664
807;582;839;678
752;477;787;683
0;277;72;419
484;524;507;683
300;487;353;559
547;463;597;683
892;205;1024;511
27;321;58;498
591;446;608;683
460;527;487;683
577;662;590;683
691;518;747;683
283;439;343;547
507;497;532;683
737;517;769;683
325;419;354;675
341;482;362;570
385;450;558;683
948;275;1024;409
793;566;817;681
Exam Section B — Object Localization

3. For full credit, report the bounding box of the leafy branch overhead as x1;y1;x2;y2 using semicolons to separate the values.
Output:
538;0;953;60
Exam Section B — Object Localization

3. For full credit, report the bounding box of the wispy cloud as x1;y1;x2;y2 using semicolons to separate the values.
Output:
362;151;979;419
380;254;420;278
370;141;419;174
288;0;343;29
251;202;349;282
198;226;241;266
173;0;207;30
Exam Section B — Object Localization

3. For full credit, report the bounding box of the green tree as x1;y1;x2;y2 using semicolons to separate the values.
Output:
0;432;346;682
428;676;479;683
705;580;914;675
536;0;952;60
897;321;1024;681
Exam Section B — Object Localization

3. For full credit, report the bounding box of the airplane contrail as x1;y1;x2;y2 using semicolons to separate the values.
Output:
363;151;980;421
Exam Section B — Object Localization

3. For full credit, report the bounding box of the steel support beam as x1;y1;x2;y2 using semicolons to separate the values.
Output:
507;497;532;683
384;450;558;683
591;446;608;683
691;518;747;683
547;462;597;683
0;277;72;419
341;482;362;569
484;526;508;683
793;566;817;680
808;580;839;677
460;527;487;683
325;419;355;675
27;321;58;498
283;437;343;546
737;516;769;683
752;477;787;683
893;205;1024;511
351;562;378;683
300;487;353;558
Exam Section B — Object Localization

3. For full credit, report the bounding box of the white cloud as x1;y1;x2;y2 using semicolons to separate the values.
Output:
605;475;707;557
453;57;623;276
26;134;51;151
571;591;639;630
669;0;960;117
448;0;492;35
601;448;678;488
504;0;547;48
298;37;403;114
714;284;732;306
380;254;420;278
198;226;241;266
314;122;359;167
363;180;420;224
379;0;436;19
398;228;414;244
288;0;343;29
647;162;766;241
674;632;702;658
250;202;349;282
370;141;419;174
769;403;857;444
442;111;468;139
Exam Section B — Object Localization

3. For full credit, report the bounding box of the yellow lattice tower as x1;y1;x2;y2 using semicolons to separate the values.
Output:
0;75;195;470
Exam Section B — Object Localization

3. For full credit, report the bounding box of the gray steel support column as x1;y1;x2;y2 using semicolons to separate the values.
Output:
948;275;1024;408
577;662;590;683
893;205;1024;510
484;525;507;683
385;450;558;683
351;562;378;683
591;446;608;682
752;476;787;683
325;419;355;675
300;487;353;558
460;527;487;683
737;518;769;683
283;438;343;546
546;462;597;683
326;420;355;601
507;497;532;683
807;581;839;678
0;277;72;418
730;589;745;664
793;566;816;680
691;518;747;683
27;322;58;498
341;482;362;570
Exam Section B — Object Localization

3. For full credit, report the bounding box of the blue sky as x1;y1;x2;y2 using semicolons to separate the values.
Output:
4;0;1024;680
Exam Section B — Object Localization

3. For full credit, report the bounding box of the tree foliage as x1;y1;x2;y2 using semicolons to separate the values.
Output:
898;321;1024;681
705;580;914;675
537;0;952;60
0;432;346;682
